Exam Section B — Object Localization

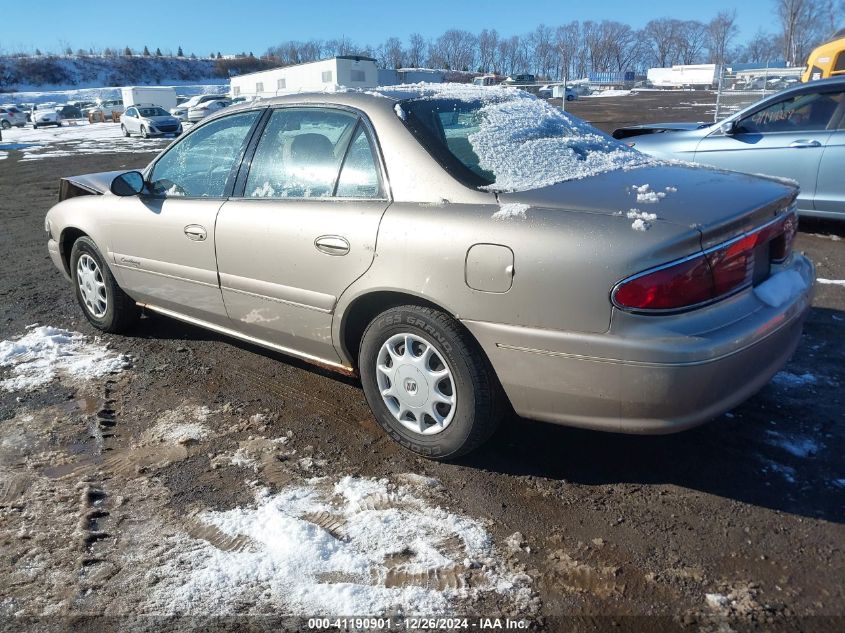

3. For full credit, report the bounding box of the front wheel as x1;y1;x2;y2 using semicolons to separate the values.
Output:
359;305;503;459
121;124;130;137
70;237;140;333
140;126;149;138
2;120;12;129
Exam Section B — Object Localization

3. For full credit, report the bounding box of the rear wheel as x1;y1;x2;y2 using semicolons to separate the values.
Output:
359;305;502;459
70;237;139;333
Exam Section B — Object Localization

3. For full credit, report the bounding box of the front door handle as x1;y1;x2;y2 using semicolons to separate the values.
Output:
789;139;822;148
315;235;350;256
184;224;207;241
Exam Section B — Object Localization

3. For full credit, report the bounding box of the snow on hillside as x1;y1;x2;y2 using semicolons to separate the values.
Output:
0;55;227;96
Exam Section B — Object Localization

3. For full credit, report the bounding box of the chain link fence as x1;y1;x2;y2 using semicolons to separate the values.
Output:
713;65;803;122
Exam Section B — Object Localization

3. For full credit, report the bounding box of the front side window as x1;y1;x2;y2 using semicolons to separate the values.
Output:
739;91;844;133
244;108;360;199
149;110;260;198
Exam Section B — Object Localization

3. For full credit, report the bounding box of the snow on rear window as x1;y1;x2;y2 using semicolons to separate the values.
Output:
397;83;652;192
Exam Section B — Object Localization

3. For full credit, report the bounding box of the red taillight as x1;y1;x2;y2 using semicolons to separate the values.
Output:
612;211;798;313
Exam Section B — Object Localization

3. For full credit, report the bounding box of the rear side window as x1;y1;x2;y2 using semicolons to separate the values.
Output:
149;110;260;198
245;108;363;199
336;125;382;198
834;53;845;73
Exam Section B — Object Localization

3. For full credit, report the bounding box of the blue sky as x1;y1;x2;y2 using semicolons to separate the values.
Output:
5;0;778;55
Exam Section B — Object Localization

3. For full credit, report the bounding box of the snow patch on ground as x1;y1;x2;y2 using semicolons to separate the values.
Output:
817;278;845;287
493;203;530;221
771;371;817;388
753;270;808;308
0;121;168;160
0;326;127;391
146;475;530;616
141;406;212;445
765;431;822;458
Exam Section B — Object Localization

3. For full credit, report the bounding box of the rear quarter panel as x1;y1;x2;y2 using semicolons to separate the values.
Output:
334;202;705;356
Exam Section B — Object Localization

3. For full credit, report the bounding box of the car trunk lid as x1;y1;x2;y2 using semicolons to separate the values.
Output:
497;164;798;250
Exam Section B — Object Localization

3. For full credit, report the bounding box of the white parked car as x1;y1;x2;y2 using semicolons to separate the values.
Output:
121;104;183;138
32;108;61;128
170;94;225;122
187;98;231;122
0;105;27;128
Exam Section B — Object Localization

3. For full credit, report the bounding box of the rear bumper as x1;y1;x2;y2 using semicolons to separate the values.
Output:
464;254;814;434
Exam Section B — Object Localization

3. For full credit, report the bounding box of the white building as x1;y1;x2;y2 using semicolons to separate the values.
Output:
229;56;378;98
647;64;718;88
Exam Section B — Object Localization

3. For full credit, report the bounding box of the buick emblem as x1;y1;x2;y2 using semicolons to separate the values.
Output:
404;378;418;395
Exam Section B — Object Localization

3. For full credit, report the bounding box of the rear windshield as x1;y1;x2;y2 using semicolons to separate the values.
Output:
399;90;650;192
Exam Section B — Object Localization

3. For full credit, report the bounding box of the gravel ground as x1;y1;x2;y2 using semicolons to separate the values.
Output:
0;92;843;632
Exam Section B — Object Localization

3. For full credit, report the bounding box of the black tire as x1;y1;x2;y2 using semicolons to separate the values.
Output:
141;126;149;138
121;124;130;137
2;120;11;129
70;236;139;333
359;305;503;460
32;124;38;129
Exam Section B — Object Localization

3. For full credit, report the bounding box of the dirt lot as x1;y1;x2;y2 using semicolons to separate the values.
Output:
1;92;843;632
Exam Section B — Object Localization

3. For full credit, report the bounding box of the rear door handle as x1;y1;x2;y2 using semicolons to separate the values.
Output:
314;235;350;256
789;140;822;148
184;224;207;241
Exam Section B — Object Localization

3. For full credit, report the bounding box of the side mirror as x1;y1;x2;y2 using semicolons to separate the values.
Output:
110;171;144;196
720;120;738;135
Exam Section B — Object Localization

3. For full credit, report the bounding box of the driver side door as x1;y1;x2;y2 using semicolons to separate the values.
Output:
694;90;843;212
108;109;263;324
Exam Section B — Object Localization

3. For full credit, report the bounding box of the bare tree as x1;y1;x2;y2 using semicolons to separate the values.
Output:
678;21;709;64
740;30;782;63
477;29;499;73
430;29;476;71
381;37;404;68
775;0;833;65
708;10;738;65
643;18;683;67
406;33;427;68
555;22;581;81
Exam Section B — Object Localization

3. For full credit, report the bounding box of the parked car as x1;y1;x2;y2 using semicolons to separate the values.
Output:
85;99;125;120
187;98;230;122
57;105;83;120
0;106;27;128
44;87;813;459
32;108;61;128
614;77;845;219
170;94;225;122
503;74;536;86
121;105;182;138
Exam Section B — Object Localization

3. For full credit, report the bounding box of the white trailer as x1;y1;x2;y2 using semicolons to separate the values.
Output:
229;56;378;98
121;86;178;110
647;64;718;89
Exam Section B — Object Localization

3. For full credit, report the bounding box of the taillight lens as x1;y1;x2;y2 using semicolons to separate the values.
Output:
612;210;798;313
